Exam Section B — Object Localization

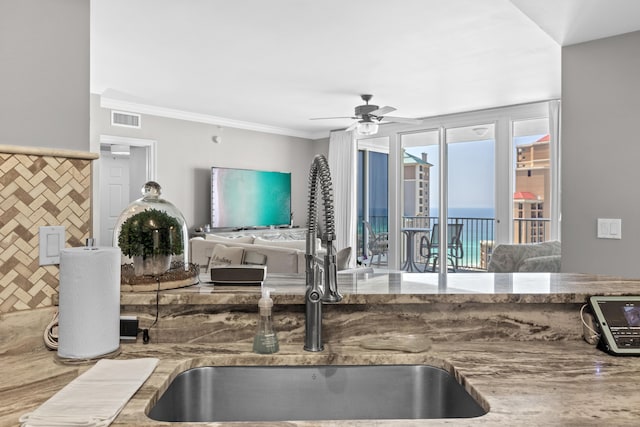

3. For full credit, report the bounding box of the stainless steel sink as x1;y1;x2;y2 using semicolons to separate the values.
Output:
148;365;486;422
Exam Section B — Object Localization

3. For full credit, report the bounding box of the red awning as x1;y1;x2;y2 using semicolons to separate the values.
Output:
513;191;538;200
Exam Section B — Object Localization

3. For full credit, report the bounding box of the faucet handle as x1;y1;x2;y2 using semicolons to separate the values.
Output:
321;255;342;303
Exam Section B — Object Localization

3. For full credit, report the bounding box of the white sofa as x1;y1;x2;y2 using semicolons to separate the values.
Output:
190;236;306;274
190;234;351;274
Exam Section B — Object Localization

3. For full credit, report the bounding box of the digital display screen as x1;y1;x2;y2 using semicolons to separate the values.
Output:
590;296;640;355
596;301;640;328
211;167;291;229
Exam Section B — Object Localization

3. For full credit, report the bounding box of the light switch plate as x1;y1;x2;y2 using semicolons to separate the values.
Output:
597;218;621;240
39;226;65;265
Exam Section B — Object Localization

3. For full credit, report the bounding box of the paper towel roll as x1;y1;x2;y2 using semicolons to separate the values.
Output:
58;247;121;359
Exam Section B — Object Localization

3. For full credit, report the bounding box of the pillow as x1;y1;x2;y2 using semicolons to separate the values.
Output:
205;234;254;244
207;244;244;270
518;254;561;272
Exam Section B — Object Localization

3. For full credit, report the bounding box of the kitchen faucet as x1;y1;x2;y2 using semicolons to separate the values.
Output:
304;154;342;352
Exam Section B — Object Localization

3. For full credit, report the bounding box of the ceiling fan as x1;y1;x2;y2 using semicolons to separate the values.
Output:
310;94;423;135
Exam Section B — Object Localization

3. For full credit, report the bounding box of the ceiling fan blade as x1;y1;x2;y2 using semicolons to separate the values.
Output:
382;116;424;125
345;121;359;132
309;116;356;120
369;106;396;116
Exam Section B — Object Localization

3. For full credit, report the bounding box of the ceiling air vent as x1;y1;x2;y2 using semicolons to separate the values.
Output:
111;110;141;128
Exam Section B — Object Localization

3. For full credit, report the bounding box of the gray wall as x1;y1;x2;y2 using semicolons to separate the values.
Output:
0;0;89;151
91;95;327;231
562;31;640;277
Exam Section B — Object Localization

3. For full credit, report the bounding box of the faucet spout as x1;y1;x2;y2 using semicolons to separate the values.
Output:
304;154;342;352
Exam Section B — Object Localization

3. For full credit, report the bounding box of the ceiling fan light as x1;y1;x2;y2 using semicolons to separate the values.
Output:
356;121;379;136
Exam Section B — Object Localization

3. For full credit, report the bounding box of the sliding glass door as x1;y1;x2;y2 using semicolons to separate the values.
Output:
400;126;495;271
357;137;389;265
445;124;495;271
512;118;551;243
399;130;438;271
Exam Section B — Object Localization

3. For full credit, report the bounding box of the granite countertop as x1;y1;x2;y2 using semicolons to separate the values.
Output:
7;272;640;426
116;340;640;426
5;338;640;426
120;271;640;306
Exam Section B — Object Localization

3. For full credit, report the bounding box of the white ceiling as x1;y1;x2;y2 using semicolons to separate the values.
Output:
90;0;640;139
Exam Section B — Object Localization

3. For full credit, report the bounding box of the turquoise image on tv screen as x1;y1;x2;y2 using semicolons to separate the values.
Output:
211;167;291;228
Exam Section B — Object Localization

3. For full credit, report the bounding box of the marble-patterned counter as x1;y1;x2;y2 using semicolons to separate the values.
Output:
5;272;640;426
120;271;640;306
4;329;640;426
118;272;640;345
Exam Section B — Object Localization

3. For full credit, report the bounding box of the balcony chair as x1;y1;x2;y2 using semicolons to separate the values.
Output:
419;223;463;272
363;220;388;266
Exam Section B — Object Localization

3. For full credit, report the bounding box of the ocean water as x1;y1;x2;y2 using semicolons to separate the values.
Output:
369;207;495;221
431;207;495;219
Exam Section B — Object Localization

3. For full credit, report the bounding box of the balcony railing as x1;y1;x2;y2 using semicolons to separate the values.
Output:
402;216;495;270
357;215;551;271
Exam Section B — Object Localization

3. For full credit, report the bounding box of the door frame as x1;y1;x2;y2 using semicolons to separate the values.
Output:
90;135;157;245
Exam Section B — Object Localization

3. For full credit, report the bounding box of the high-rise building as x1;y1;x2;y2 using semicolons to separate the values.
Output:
403;152;432;217
514;135;550;243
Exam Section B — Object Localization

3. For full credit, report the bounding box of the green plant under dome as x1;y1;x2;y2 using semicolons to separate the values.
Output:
117;208;184;259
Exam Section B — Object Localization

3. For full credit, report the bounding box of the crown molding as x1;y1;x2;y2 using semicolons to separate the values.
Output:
99;96;325;140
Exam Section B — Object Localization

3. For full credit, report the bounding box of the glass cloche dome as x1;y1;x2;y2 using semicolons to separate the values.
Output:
113;181;189;276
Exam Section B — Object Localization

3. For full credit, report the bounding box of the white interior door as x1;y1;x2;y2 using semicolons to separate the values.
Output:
92;135;156;246
100;153;130;246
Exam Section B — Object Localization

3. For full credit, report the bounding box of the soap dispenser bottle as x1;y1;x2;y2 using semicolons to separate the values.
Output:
253;287;279;354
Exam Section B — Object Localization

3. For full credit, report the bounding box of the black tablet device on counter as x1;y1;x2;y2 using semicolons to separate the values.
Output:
589;296;640;356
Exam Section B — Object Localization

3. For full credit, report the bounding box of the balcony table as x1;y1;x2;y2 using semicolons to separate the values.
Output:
401;227;430;272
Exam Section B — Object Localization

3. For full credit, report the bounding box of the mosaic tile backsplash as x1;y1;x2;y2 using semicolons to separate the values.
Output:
0;149;94;313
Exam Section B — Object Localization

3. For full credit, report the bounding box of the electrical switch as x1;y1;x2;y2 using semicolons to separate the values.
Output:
610;221;620;236
39;226;66;265
597;218;621;240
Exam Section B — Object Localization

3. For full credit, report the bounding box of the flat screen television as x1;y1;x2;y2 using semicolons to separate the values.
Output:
211;167;291;229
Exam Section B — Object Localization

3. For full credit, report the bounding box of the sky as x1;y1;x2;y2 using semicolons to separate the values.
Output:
405;134;544;212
